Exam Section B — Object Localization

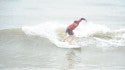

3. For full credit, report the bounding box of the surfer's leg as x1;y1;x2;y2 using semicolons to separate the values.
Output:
63;35;72;43
68;35;75;44
68;30;75;44
63;29;75;44
63;29;71;42
63;35;69;42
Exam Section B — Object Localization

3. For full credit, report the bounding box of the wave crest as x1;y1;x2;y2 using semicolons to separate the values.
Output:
22;21;125;48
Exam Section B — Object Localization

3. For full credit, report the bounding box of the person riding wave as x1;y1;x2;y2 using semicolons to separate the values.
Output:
63;18;87;44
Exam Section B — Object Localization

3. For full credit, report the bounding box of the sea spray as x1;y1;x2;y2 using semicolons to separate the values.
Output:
22;21;125;48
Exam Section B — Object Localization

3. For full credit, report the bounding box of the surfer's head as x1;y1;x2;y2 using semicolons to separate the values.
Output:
81;18;87;22
81;18;85;20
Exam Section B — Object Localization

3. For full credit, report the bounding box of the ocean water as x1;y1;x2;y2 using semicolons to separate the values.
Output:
0;0;125;70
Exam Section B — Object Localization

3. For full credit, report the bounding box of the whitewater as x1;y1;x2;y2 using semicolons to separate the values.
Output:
0;0;125;70
0;21;125;70
22;22;125;48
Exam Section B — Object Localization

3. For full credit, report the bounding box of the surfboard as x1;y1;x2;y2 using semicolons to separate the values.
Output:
54;41;81;48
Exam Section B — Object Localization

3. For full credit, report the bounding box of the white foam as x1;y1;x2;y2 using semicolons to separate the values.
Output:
22;21;110;38
22;21;125;48
22;21;67;46
74;22;110;37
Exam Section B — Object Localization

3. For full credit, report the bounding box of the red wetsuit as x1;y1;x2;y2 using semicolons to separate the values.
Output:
67;19;82;30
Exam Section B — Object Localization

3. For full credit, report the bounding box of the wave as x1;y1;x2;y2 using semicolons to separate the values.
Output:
21;21;125;48
0;21;124;49
0;28;56;50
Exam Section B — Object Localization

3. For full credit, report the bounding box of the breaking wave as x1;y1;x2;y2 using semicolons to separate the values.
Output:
21;21;125;48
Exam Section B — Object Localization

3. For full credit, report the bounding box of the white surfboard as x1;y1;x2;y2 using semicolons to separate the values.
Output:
54;41;81;48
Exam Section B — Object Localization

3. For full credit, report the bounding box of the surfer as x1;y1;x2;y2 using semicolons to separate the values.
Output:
63;18;87;44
